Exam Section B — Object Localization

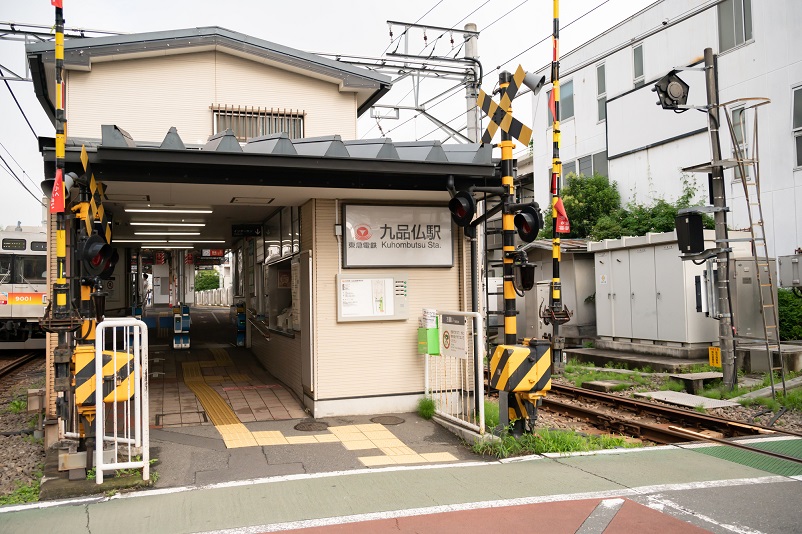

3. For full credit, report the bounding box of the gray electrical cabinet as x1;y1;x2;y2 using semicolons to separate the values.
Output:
778;254;801;289
589;231;740;344
729;258;777;340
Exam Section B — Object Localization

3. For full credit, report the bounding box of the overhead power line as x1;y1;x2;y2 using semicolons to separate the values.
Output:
0;140;40;192
3;78;38;140
0;153;45;206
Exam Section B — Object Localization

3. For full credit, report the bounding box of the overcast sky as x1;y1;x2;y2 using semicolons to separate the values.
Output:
0;0;655;229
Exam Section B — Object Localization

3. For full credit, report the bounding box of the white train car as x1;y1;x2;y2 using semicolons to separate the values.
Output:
0;225;48;349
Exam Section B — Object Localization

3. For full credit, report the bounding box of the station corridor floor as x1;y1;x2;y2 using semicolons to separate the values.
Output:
145;306;307;434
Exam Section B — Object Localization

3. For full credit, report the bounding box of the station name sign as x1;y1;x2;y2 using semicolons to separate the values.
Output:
342;204;452;268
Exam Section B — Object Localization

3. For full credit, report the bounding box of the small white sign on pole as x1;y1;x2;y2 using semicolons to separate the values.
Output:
440;313;468;359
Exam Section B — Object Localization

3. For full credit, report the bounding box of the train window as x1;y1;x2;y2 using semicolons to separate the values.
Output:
31;242;47;251
2;238;26;251
0;254;11;283
14;255;47;284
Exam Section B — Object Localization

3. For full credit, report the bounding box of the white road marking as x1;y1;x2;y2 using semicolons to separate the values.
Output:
646;495;766;534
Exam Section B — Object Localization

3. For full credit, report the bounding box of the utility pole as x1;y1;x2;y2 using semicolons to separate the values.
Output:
703;47;736;388
464;23;480;144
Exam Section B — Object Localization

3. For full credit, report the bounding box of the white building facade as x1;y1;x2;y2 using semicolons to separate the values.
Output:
525;0;802;257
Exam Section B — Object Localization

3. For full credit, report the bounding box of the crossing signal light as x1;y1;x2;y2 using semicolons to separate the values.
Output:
449;191;476;227
514;203;543;243
653;71;689;110
99;249;119;280
79;234;113;277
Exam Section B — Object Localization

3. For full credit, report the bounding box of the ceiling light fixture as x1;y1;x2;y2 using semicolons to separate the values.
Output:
125;208;213;214
130;222;206;227
113;239;169;243
169;240;226;243
135;232;201;236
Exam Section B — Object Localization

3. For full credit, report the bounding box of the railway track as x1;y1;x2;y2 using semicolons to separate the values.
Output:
541;383;802;465
0;350;42;381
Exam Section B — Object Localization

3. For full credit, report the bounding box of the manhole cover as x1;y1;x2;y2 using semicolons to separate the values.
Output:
294;421;329;432
370;416;405;425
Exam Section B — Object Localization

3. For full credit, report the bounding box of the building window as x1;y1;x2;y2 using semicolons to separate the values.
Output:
547;80;574;127
597;64;606;122
562;151;608;181
633;44;644;88
592;151;608;177
718;0;752;53
794;87;802;167
212;105;305;142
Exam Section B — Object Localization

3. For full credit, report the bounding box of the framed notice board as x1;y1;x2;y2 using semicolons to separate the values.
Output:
336;273;409;322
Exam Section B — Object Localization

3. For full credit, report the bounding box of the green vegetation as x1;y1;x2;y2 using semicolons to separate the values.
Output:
7;398;27;414
484;399;499;430
194;269;220;291
0;467;42;505
472;428;638;459
417;397;435;420
539;173;713;240
660;379;685;392
561;364;650;389
778;288;802;341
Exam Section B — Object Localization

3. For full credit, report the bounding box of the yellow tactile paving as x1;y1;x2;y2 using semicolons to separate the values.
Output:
253;431;289;446
358;456;396;467
285;436;318;444
179;365;457;462
420;452;459;462
182;361;204;383
228;373;251;382
371;438;405;448
341;440;376;450
211;348;234;366
380;446;416;456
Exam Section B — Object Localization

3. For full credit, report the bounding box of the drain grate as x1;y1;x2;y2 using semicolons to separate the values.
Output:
370;416;405;425
294;421;329;432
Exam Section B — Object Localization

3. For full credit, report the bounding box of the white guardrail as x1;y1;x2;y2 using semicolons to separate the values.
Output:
94;317;149;485
423;310;485;434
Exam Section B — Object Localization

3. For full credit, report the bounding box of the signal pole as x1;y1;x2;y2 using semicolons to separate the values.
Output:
545;0;570;372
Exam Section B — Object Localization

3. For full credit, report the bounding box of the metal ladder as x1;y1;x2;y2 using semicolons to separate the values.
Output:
723;99;786;398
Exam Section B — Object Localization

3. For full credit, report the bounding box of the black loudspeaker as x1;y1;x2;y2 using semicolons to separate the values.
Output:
675;213;705;253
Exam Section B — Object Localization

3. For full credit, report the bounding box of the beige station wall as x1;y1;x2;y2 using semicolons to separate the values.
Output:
65;50;358;144
311;199;465;401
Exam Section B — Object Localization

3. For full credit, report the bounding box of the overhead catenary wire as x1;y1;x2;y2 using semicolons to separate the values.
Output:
0;140;40;192
3;78;38;140
0;153;45;206
377;0;619;143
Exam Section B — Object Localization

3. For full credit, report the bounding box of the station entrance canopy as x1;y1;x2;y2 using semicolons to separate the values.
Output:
38;126;497;248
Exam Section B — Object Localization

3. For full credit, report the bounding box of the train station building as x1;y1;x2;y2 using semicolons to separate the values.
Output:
26;27;496;431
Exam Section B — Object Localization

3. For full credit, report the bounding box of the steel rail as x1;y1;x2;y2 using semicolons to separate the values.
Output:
0;350;41;380
550;383;802;439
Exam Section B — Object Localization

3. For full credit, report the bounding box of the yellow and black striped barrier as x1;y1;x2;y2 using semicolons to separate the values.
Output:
73;345;136;406
489;340;552;394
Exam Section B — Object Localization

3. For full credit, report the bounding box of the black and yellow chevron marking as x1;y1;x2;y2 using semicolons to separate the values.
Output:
74;345;136;405
508;392;528;422
477;65;533;146
489;342;552;393
80;145;112;243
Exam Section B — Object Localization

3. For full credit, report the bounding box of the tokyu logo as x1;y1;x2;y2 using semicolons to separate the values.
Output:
354;224;372;241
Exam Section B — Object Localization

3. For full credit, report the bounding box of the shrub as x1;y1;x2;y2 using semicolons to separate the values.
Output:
417;397;435;419
778;288;802;341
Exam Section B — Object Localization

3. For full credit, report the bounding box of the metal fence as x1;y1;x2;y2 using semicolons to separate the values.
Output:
423;310;485;434
94;317;150;485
